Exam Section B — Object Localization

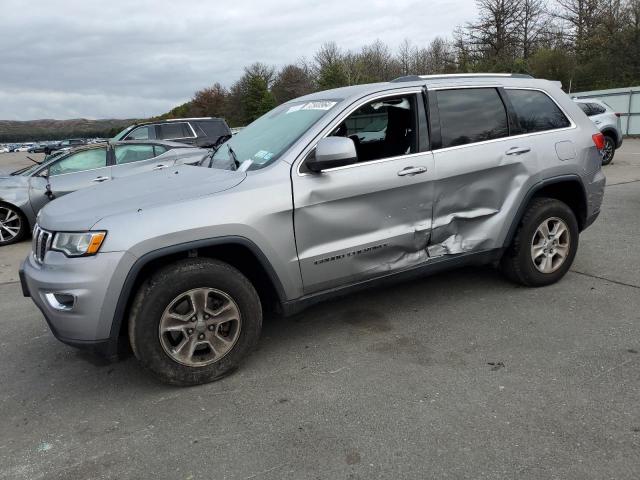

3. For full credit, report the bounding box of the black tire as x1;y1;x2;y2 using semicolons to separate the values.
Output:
0;203;29;246
500;197;579;287
129;258;262;386
601;135;615;166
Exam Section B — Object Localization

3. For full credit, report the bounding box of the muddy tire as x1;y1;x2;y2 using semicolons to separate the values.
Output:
129;258;262;386
501;197;579;287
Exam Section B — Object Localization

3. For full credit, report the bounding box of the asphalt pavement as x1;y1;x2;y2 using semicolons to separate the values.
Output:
0;143;639;479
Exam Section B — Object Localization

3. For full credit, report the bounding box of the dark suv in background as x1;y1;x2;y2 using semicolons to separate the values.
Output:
113;117;231;146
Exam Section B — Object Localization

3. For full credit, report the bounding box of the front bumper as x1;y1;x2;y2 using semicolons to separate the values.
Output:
21;250;136;358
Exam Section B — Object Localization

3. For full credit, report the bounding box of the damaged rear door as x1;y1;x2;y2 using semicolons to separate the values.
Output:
427;86;538;256
292;90;435;294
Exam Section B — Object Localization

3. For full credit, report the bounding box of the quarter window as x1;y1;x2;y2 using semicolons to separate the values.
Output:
436;88;509;148
114;144;156;164
506;89;571;133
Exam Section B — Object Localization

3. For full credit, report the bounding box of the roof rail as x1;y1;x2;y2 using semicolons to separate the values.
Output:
391;73;533;83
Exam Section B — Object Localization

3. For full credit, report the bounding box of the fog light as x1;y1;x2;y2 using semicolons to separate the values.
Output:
44;292;76;311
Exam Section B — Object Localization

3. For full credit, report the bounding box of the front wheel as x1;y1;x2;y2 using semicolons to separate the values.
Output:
129;258;262;386
500;197;579;287
0;203;28;246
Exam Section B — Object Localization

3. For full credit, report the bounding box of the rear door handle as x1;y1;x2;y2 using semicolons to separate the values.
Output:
92;176;109;183
506;147;531;156
153;164;168;170
397;166;428;176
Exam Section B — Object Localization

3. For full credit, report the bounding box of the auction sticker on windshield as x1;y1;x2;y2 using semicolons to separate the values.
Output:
287;101;337;114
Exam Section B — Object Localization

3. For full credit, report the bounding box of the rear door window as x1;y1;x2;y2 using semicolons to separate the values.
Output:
153;145;168;156
158;122;194;140
436;88;509;148
114;144;157;164
506;89;571;133
578;103;592;115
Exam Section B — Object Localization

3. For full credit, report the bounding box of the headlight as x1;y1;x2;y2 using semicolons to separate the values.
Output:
51;231;107;257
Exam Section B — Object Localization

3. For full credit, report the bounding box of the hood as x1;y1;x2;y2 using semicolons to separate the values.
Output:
38;165;246;231
0;175;29;186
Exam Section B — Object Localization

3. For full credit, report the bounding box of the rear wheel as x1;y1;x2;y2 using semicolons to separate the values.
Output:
0;203;28;246
601;135;615;165
501;197;579;287
129;258;262;386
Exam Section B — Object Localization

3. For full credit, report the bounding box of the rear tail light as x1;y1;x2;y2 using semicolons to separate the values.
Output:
615;112;621;117
592;133;605;150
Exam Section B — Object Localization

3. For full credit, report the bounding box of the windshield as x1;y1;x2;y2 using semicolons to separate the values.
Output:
11;150;67;176
210;99;340;170
112;125;135;141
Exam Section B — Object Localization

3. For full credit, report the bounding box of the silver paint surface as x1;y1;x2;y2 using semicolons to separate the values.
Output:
22;76;606;343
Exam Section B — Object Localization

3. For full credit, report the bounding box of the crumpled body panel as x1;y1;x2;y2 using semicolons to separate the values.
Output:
429;159;533;256
293;152;435;294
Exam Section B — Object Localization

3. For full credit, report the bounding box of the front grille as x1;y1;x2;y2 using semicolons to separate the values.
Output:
32;225;53;264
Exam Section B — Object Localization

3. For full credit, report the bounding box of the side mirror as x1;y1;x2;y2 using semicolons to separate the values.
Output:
306;137;357;173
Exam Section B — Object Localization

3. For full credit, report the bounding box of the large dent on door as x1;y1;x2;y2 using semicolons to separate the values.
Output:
428;163;530;257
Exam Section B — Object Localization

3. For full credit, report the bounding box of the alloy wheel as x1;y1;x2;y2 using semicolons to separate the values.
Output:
602;137;614;164
530;217;571;274
158;287;242;367
0;206;22;244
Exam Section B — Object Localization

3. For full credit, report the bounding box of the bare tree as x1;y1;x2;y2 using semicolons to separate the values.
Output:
397;39;413;75
465;0;524;65
519;0;549;59
554;0;603;54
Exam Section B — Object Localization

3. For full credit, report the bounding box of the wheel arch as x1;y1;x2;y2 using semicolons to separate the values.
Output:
109;236;287;354
600;127;619;145
0;199;31;234
504;175;588;249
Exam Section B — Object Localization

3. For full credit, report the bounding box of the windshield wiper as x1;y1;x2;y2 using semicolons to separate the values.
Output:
227;144;240;170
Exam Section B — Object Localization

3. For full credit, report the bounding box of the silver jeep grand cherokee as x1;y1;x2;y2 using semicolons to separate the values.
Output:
21;74;606;386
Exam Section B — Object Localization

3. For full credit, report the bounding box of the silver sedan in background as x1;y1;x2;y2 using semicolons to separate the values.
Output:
0;140;208;245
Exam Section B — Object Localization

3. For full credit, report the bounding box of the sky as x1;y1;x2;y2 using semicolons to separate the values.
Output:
0;0;476;120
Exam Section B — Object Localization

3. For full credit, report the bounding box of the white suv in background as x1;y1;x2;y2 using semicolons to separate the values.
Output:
574;98;623;165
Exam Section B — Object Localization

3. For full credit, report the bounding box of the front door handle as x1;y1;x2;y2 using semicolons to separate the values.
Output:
506;146;531;156
153;164;168;170
397;166;428;177
92;176;109;183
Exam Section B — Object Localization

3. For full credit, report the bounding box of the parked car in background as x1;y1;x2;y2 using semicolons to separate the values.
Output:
112;117;232;146
0;140;208;245
0;146;9;153
28;143;48;153
20;74;606;385
15;144;33;152
44;138;86;155
574;98;622;165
